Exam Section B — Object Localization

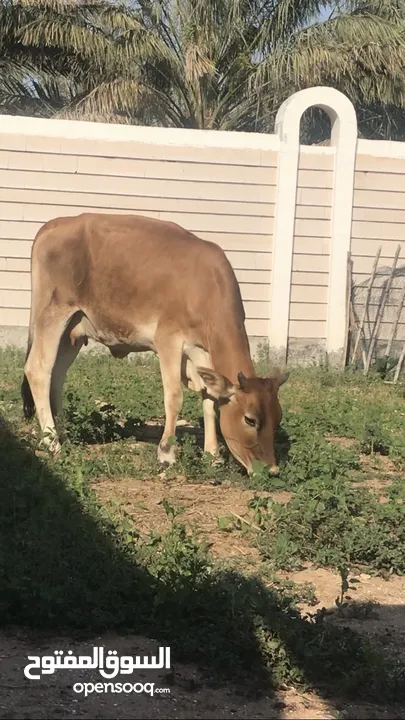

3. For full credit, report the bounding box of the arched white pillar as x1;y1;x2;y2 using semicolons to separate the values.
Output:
269;86;358;364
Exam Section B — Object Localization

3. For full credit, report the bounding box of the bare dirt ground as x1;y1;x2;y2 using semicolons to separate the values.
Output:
2;476;404;720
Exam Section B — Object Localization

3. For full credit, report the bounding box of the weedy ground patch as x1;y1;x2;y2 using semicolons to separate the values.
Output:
1;346;405;713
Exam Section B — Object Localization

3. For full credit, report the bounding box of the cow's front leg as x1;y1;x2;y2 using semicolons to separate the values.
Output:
156;335;184;466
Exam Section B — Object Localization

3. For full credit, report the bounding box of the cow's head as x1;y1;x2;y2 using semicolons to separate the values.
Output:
197;367;289;475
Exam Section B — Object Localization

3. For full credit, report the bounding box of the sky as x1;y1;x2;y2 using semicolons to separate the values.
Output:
319;5;333;21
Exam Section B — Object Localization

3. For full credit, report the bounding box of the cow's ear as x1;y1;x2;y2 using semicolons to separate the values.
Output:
265;368;290;387
196;367;236;399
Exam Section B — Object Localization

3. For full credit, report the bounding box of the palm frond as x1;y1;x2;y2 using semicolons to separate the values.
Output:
2;0;405;138
253;11;405;109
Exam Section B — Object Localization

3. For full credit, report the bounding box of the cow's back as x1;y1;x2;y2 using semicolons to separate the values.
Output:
31;213;245;341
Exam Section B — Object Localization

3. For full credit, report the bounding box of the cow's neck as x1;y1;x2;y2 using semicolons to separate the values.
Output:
208;325;256;383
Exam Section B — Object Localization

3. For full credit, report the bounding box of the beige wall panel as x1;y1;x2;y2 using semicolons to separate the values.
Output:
290;285;328;303
298;153;334;171
197;232;271;252
0;257;30;272
89;143;275;167
0;289;30;308
291;271;329;286
0;151;77;174
0;123;346;354
288;320;326;339
350;255;404;276
0;168;273;204
234;269;271;285
0;203;24;221
17;134;279;167
245;318;269;336
354;189;405;210
239;283;271;301
294;218;331;238
352;207;405;224
136;212;272;236
297;187;332;206
225;251;272;271
0;150;38;171
0;125;338;352
293;236;329;255
259;150;279;168
0;307;29;325
354;171;405;193
0;271;30;290
24;137;65;154
0;239;32;257
0;187;274;219
355;154;405;174
75;155;276;185
0;135;28;151
295;204;331;220
352;220;405;242
290;303;327;321
292;254;329;272
0;221;39;240
243;301;269;320
0;213;272;239
351;238;405;258
297;170;333;189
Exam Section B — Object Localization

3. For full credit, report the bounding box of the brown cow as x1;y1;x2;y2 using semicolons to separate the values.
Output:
21;213;288;474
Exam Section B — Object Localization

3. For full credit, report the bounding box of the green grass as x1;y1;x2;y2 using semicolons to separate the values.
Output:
1;346;405;702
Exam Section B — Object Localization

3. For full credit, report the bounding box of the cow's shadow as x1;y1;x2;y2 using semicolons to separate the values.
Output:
62;394;293;481
275;425;292;466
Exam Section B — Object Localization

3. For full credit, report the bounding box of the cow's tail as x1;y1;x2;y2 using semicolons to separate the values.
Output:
21;305;35;420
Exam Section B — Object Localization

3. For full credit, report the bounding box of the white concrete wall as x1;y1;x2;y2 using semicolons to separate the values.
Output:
0;86;404;364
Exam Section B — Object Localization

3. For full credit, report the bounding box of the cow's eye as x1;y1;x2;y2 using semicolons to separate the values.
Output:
244;415;256;427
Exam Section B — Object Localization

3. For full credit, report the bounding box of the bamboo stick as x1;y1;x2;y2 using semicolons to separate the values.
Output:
384;278;405;359
365;244;401;374
393;342;405;384
351;246;381;367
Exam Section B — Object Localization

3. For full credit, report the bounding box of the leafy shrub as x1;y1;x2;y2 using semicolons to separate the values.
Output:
252;479;405;574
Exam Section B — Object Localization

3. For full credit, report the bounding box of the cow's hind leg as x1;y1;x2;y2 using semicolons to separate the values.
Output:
24;310;73;454
156;335;184;466
50;328;83;441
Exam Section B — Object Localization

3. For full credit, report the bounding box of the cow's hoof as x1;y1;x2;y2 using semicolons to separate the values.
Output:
158;442;176;466
210;453;224;466
269;465;280;476
41;436;62;457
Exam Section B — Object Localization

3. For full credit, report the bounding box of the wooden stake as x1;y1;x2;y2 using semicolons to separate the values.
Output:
394;342;405;384
384;277;405;359
365;244;401;374
351;246;381;367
